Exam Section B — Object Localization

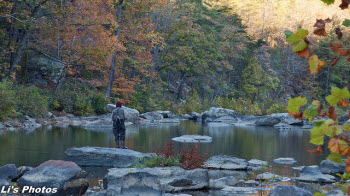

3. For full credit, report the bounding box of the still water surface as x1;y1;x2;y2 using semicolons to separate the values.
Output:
0;121;326;178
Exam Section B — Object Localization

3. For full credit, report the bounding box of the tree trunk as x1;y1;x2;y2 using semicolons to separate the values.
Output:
9;29;30;77
176;72;187;103
106;0;124;98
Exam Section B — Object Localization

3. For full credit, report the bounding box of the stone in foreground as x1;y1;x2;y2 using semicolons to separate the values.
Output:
65;146;150;167
268;185;312;196
209;176;237;189
18;160;88;196
204;155;248;170
103;172;163;195
320;159;345;174
172;135;212;143
296;166;336;183
104;167;208;192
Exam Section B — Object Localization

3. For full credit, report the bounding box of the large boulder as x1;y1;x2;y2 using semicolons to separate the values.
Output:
20;116;42;131
106;105;140;124
296;166;336;183
204;155;248;170
172;135;212;143
18;160;88;196
268;185;312;196
0;164;18;181
156;111;174;118
26;57;64;85
254;117;281;126
65;146;150;167
201;107;236;118
320;159;345;174
140;111;164;120
104;167;209;192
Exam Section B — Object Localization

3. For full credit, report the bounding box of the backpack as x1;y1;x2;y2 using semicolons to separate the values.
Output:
113;108;123;128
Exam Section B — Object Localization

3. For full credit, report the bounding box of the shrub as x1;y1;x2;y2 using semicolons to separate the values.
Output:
0;80;16;121
135;141;207;170
266;103;287;115
16;85;48;118
90;92;108;114
184;91;202;114
73;96;94;116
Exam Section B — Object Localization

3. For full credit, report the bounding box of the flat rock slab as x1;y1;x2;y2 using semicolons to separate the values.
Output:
104;167;208;192
204;155;248;170
320;159;345;174
296;166;336;183
172;135;212;143
65;146;150;167
273;157;297;164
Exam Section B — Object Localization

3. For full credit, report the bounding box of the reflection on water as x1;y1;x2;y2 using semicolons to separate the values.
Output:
0;121;326;178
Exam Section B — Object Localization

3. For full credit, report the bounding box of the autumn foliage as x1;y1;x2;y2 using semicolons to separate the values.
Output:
286;0;350;193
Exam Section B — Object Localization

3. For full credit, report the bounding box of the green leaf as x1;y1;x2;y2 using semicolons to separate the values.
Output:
284;30;293;38
314;120;325;127
326;87;350;105
343;172;350;180
320;0;335;5
295;28;309;38
313;193;326;196
286;34;301;45
344;124;350;132
326;95;339;105
327;153;344;164
292;40;307;52
304;100;320;122
343;19;350;27
287;96;307;113
310;126;325;145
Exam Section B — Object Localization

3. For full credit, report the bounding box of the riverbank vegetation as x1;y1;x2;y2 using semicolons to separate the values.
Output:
0;0;349;120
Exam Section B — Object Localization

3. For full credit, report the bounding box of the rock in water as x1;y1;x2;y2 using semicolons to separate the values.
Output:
0;164;18;181
268;185;312;196
204;155;248;170
18;160;88;195
65;146;150;167
273;157;297;164
172;135;212;143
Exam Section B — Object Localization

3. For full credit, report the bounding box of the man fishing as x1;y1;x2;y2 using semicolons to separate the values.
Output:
112;101;127;149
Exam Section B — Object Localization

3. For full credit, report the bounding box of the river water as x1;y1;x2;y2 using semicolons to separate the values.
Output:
0;120;326;182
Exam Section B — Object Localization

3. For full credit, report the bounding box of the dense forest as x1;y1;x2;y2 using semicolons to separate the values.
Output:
0;0;349;120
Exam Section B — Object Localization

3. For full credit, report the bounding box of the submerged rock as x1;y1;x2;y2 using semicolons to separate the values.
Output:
221;186;258;194
104;167;208;192
172;135;212;143
18;160;88;196
204;155;248;170
256;172;290;182
65;146;150;167
273;157;297;164
268;185;312;196
248;159;269;170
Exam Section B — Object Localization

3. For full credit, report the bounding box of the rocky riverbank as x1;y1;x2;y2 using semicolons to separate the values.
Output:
2;105;349;133
1;147;349;196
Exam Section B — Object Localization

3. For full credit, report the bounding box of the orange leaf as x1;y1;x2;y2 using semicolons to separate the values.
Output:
297;46;310;58
327;106;338;121
313;18;331;36
340;0;350;9
328;138;346;154
338;99;350;107
308;145;323;155
346;157;350;173
330;41;350;57
330;57;338;67
288;111;303;120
